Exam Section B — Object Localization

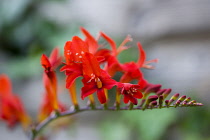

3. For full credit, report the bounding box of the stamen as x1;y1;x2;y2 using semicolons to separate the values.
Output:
96;78;102;88
87;74;95;83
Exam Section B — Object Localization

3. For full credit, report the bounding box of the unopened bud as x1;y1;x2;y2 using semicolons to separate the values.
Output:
143;95;158;110
162;89;172;99
175;95;186;107
194;103;203;106
187;100;196;106
148;95;159;101
149;101;157;109
181;97;191;106
165;100;169;107
144;84;162;94
168;93;179;105
156;89;166;96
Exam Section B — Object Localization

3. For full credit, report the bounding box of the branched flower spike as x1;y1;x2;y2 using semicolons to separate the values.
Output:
0;27;203;140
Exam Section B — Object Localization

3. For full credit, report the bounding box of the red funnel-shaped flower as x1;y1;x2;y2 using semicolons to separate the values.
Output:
0;74;30;128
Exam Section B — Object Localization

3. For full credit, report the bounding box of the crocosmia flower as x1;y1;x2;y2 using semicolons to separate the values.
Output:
82;69;117;104
0;74;30;128
64;36;89;64
117;83;144;105
136;42;158;69
40;48;65;120
119;42;158;83
61;36;89;88
81;52;117;104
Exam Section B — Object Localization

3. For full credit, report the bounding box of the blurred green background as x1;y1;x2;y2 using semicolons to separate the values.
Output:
0;0;210;140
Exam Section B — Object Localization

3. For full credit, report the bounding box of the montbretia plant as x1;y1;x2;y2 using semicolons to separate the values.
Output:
0;27;203;140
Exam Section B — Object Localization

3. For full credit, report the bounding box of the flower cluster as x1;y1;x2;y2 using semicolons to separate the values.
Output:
60;27;159;106
0;27;203;139
0;74;30;129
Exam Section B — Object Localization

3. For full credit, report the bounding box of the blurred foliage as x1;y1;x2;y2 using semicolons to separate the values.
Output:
178;107;210;140
0;0;75;56
0;0;80;79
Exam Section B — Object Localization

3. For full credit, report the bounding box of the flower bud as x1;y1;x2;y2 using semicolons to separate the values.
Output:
162;89;172;99
165;100;169;107
175;95;186;107
144;84;162;94
181;97;191;106
187;100;196;106
143;95;158;110
149;101;157;109
156;89;166;96
168;93;179;106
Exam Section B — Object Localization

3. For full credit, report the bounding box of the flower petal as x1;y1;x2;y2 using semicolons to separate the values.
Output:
97;89;107;104
49;48;62;70
123;94;130;104
100;32;117;56
81;84;97;100
133;91;143;99
66;72;82;88
41;54;51;71
80;27;98;54
0;74;12;96
82;53;101;77
64;41;72;64
137;42;146;67
129;96;138;105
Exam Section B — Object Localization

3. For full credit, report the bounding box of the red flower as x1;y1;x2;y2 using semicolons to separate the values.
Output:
61;35;105;88
61;36;90;88
98;32;132;77
136;42;158;69
61;35;118;104
41;48;62;97
81;70;117;104
117;83;143;105
119;42;158;83
41;47;62;72
98;32;154;82
81;53;117;104
0;74;30;128
120;62;143;83
40;48;63;117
